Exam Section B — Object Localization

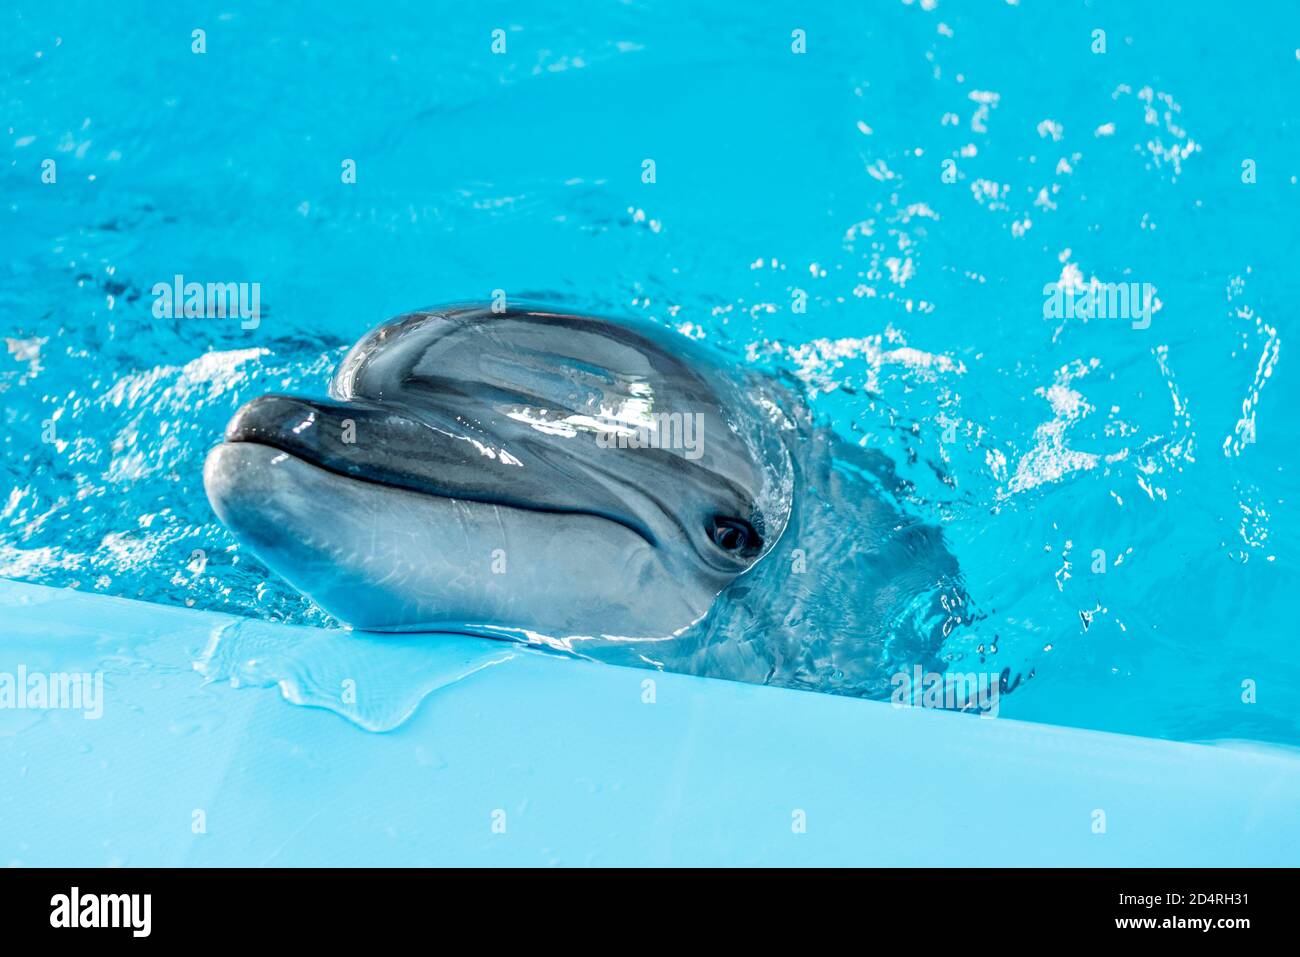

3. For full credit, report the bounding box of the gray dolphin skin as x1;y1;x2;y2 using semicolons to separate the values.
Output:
205;304;793;639
205;303;963;696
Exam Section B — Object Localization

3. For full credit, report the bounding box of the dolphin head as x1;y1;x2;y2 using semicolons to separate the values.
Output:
204;304;792;641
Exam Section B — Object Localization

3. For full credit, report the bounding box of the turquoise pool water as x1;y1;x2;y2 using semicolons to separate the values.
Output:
3;1;1298;746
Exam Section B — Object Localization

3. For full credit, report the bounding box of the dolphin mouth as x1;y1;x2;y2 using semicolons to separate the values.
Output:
203;440;707;637
218;394;658;546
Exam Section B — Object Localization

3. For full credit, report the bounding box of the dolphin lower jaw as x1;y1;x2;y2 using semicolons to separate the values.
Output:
203;441;720;638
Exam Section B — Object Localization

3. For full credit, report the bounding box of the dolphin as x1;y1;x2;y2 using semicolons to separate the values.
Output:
204;303;964;697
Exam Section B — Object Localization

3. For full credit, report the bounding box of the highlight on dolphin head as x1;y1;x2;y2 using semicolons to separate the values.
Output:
204;303;795;643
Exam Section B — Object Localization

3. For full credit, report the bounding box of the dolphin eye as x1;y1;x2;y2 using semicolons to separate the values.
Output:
710;517;762;557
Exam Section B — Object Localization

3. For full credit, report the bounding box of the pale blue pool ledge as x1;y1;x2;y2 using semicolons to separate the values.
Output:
0;577;1296;867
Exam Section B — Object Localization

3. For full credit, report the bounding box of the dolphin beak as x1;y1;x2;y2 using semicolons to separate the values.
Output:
212;394;657;545
221;393;436;490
